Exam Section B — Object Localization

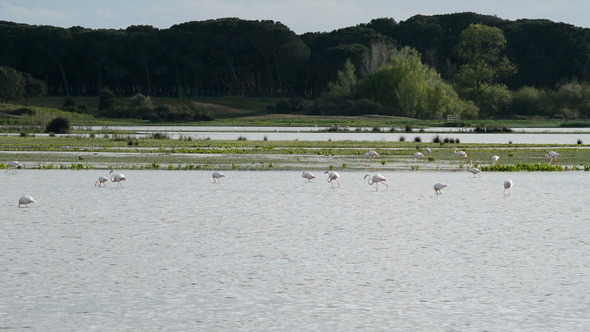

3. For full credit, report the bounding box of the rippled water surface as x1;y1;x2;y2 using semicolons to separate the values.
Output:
2;170;589;331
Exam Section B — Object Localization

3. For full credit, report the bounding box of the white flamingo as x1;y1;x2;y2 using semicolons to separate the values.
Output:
546;151;560;164
324;171;340;188
413;152;425;161
212;171;226;183
466;161;482;177
491;155;500;165
95;175;109;187
433;183;448;194
364;174;388;191
365;150;379;159
110;170;127;187
302;171;316;182
5;161;22;174
425;147;432;153
18;195;36;208
504;179;513;195
454;149;468;159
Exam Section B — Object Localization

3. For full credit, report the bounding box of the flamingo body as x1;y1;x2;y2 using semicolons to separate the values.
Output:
212;171;226;183
18;195;36;208
414;152;424;161
365;150;379;158
5;161;22;173
491;155;500;165
110;170;127;187
504;179;513;195
546;151;561;164
454;150;468;158
95;175;109;187
364;174;388;191
302;171;316;182
324;171;340;188
433;183;448;194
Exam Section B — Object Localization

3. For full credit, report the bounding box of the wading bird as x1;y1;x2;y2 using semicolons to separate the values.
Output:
491;155;500;165
212;171;226;183
504;179;513;195
364;174;388;191
324;171;340;188
454;150;468;159
433;183;448;194
301;171;316;182
110;170;127;187
5;161;22;174
414;152;425;162
365;150;379;159
95;175;109;187
18;195;36;208
546;151;560;164
466;161;482;177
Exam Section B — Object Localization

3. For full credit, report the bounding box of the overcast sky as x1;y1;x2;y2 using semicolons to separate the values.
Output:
2;0;589;34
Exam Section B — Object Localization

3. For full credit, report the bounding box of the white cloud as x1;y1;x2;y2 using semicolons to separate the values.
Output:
0;2;79;23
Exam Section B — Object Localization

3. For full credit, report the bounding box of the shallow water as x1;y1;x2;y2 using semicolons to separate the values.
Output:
1;170;589;331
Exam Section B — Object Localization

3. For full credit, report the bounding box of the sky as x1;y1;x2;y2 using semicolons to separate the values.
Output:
2;0;590;34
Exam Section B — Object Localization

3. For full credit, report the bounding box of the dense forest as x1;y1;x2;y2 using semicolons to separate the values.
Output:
2;12;590;120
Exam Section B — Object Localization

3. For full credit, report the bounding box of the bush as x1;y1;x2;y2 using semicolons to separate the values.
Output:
46;117;70;134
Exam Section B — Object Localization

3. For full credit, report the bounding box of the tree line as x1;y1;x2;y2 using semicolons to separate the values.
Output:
1;12;590;120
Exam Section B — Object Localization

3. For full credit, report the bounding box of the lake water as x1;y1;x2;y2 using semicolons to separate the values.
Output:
2;170;589;331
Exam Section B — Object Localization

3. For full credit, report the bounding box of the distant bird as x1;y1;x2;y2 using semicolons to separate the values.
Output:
425;147;432;153
302;171;316;182
504;179;513;195
95;175;109;187
110;170;127;187
466;161;482;177
413;152;425;161
491;155;500;165
364;174;388;191
546;151;561;164
5;161;22;174
324;171;340;188
365;150;379;159
454;150;468;159
212;171;226;183
18;195;36;208
433;183;448;194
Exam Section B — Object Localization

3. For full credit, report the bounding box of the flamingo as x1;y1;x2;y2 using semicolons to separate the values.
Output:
302;171;316;182
95;175;109;187
466;161;482;177
454;149;468;159
110;170;127;187
546;151;560;164
5;161;22;174
433;183;448;194
364;174;388;191
365;150;379;159
324;171;340;188
18;195;36;208
212;171;226;183
413;152;425;161
425;147;432;153
504;179;513;195
491;155;500;165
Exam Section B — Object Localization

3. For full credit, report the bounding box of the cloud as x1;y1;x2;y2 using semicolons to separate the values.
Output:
0;2;79;23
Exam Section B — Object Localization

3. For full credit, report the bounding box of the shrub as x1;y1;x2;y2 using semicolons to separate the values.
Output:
45;117;70;134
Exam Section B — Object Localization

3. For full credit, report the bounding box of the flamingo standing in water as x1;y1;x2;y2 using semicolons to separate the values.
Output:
466;161;482;177
364;174;388;191
110;170;127;187
546;151;560;164
433;183;448;194
491;155;500;165
301;171;316;182
454;149;468;159
504;179;513;195
324;171;340;188
95;175;109;187
365;150;379;159
5;161;22;174
212;171;226;183
18;195;36;208
413;152;425;162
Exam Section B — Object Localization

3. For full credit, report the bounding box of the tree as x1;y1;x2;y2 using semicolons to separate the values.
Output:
326;59;357;97
46;117;70;134
22;73;47;104
98;88;115;110
454;24;516;90
0;66;25;103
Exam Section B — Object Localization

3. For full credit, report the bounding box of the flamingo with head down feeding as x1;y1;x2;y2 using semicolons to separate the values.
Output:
302;171;316;182
433;183;448;194
324;171;340;188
